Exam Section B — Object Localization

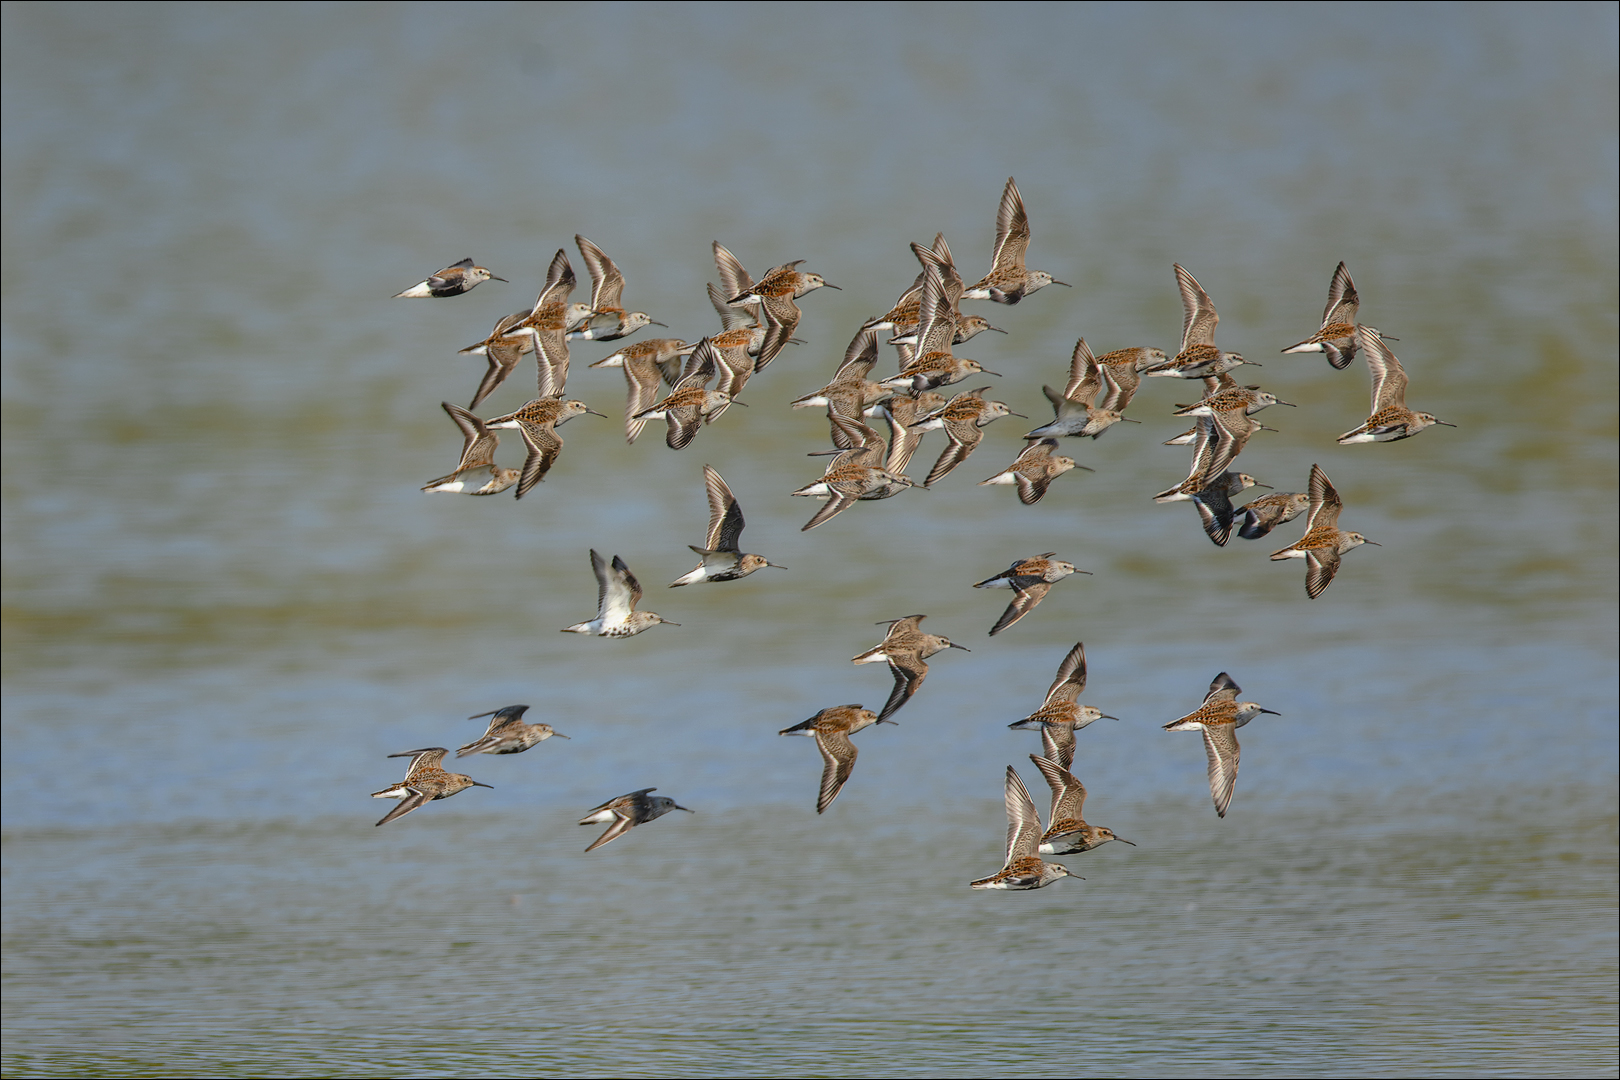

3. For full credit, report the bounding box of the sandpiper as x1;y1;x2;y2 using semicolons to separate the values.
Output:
421;401;520;496
1025;338;1143;440
852;614;969;722
669;465;785;586
483;396;603;498
1270;463;1379;598
569;235;666;342
866;389;946;476
1337;327;1455;443
393;257;504;298
1281;261;1392;369
1156;451;1271;547
562;549;678;637
913;387;1024;487
588;337;689;443
791;414;919;531
710;244;792;365
978;438;1089;505
631;356;733;451
880;261;998;393
456;705;569;757
460;309;536;410
1235;490;1310;540
962;177;1068;304
779;704;891;814
579;788;693;852
1164;672;1280;818
502;249;579;398
1145;264;1252;379
790;326;893;425
1007;642;1118;768
370;748;492;826
1172;371;1294;416
727;259;838;367
969;766;1077;890
973;553;1090;636
1028;753;1134;856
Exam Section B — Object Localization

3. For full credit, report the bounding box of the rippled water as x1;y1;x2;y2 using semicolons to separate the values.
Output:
3;5;1616;1076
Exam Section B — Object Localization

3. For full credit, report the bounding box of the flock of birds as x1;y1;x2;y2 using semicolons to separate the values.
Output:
372;177;1452;887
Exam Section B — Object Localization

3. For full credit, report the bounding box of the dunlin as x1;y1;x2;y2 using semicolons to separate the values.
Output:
579;788;693;852
1145;264;1252;379
792;414;919;531
969;766;1077;890
962;177;1068;304
370;748;491;826
1281;261;1392;369
973;553;1090;636
631;353;733;450
1028;753;1134;856
913;387;1024;487
456;704;569;757
978;438;1089;505
1235;491;1310;540
588;337;690;443
393;257;504;298
1270;463;1379;598
483;396;603;498
1007;642;1118;769
569;235;666;342
1024;338;1143;440
1164;672;1279;817
778;704;891;814
669;465;785;586
421;401;520;496
460;309;537;410
852;614;969;722
562;549;678;637
1337;327;1454;443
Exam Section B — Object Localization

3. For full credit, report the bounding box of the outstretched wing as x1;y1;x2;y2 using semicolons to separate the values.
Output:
1175;263;1219;351
813;729;858;814
1003;766;1043;863
703;464;745;551
1202;724;1242;818
1044;642;1088;706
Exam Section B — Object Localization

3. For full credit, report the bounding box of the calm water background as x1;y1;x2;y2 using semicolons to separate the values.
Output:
3;4;1616;1076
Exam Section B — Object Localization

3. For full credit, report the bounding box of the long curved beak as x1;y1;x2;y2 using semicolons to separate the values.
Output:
659;618;682;626
947;642;972;651
986;325;1008;334
1435;420;1457;427
583;407;608;418
1275;400;1297;407
471;781;495;789
1100;714;1120;722
1259;709;1282;716
552;733;571;739
649;320;668;328
1244;359;1264;367
674;804;695;813
1363;540;1382;547
1113;836;1137;846
822;283;842;291
980;369;1001;377
1007;411;1028;419
1051;280;1072;287
1253;482;1275;490
489;276;509;282
766;562;788;570
1120;416;1142;424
